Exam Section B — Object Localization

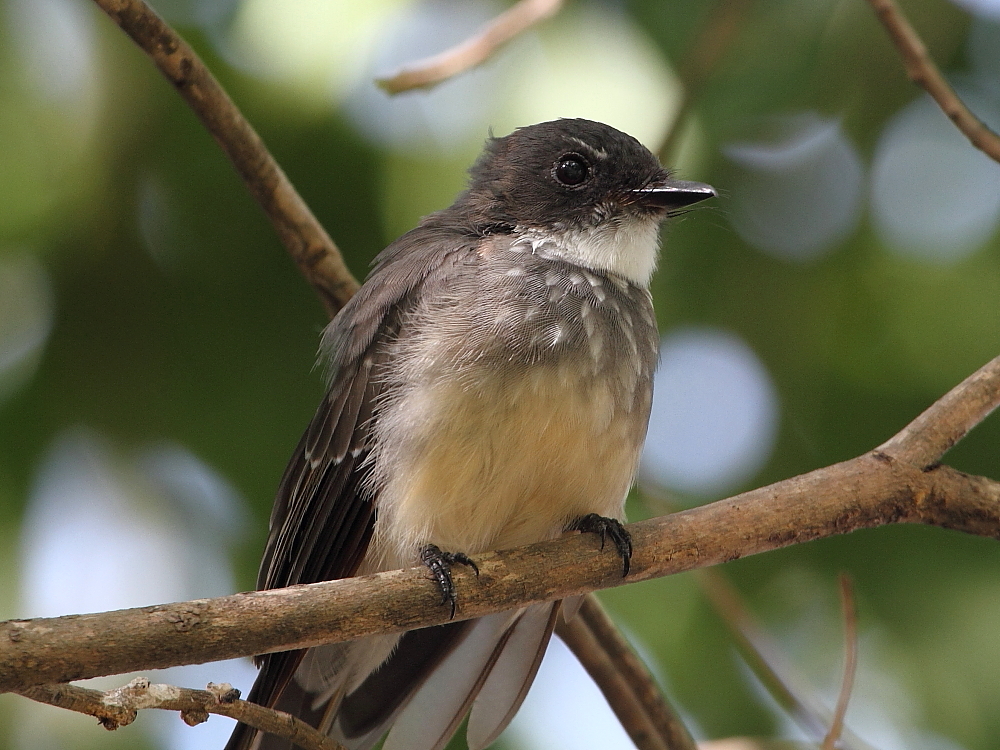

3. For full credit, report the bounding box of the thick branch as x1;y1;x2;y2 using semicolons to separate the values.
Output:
375;0;562;94
3;457;999;693
877;355;1000;466
91;0;359;315
866;0;1000;164
21;678;341;750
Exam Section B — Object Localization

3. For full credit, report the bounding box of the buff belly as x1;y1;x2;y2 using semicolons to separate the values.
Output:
368;361;646;569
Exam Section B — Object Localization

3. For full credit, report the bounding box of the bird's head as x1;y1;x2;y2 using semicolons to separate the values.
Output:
459;119;715;286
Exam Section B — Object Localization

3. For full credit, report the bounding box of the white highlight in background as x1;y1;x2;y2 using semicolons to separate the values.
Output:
6;0;97;106
725;114;864;262
342;1;680;153
641;328;779;499
0;253;53;405
949;0;1000;21
343;0;508;151
871;85;1000;262
18;430;256;750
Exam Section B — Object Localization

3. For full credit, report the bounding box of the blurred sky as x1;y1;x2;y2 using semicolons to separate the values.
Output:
1;0;999;749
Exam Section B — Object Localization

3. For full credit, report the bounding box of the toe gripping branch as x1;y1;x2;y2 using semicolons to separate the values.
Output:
420;544;480;618
569;513;633;577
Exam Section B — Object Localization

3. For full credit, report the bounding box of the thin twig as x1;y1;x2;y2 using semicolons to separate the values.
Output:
20;678;342;750
90;0;360;315
376;0;562;94
699;569;877;750
822;575;858;750
699;571;830;740
576;596;698;750
866;0;1000;164
659;0;753;162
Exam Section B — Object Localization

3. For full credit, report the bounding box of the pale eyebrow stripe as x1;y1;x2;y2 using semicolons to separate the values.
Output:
569;137;609;159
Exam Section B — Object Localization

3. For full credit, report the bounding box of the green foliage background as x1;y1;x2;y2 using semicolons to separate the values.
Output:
0;0;999;748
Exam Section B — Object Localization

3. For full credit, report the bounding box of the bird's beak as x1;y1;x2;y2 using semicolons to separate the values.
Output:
632;179;716;209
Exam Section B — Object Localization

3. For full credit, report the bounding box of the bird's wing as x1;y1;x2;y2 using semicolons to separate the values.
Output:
225;225;483;750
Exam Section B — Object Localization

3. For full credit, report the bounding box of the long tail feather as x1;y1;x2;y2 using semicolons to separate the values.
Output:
466;602;560;750
378;610;521;750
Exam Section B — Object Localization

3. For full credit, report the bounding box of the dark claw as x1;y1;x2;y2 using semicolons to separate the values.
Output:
420;544;479;618
569;513;633;577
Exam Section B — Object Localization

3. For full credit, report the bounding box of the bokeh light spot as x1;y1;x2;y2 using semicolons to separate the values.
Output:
871;86;1000;262
0;253;53;404
725;114;865;262
641;328;779;499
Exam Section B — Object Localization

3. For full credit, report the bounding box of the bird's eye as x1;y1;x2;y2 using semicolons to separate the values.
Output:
553;154;590;186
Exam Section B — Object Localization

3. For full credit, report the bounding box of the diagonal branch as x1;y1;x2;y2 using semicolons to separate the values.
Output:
698;569;877;750
569;595;698;750
90;0;359;315
375;0;563;94
866;0;1000;164
557;611;670;750
6;348;1000;689
876;355;1000;467
4;452;1000;692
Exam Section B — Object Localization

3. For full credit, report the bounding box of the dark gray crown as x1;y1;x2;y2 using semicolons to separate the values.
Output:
456;119;671;231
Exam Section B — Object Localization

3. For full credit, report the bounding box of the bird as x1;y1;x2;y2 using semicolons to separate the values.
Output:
225;118;715;750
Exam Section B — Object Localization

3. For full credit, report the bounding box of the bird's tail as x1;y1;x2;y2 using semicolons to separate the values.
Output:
225;600;564;750
334;601;560;750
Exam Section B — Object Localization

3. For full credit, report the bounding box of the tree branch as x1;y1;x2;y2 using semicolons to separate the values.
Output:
21;678;342;750
91;0;360;315
375;0;563;94
866;0;1000;164
557;611;669;750
876;354;1000;466
698;569;877;750
4;437;1000;692
563;596;698;750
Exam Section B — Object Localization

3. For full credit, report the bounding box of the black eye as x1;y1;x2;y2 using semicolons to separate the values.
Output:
553;154;589;186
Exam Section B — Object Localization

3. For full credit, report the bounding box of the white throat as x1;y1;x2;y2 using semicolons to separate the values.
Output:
514;216;662;287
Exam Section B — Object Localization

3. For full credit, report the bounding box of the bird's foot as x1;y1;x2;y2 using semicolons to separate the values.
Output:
569;514;633;577
420;544;479;618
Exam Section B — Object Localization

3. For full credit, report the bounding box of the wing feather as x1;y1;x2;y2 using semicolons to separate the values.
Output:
225;226;481;750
